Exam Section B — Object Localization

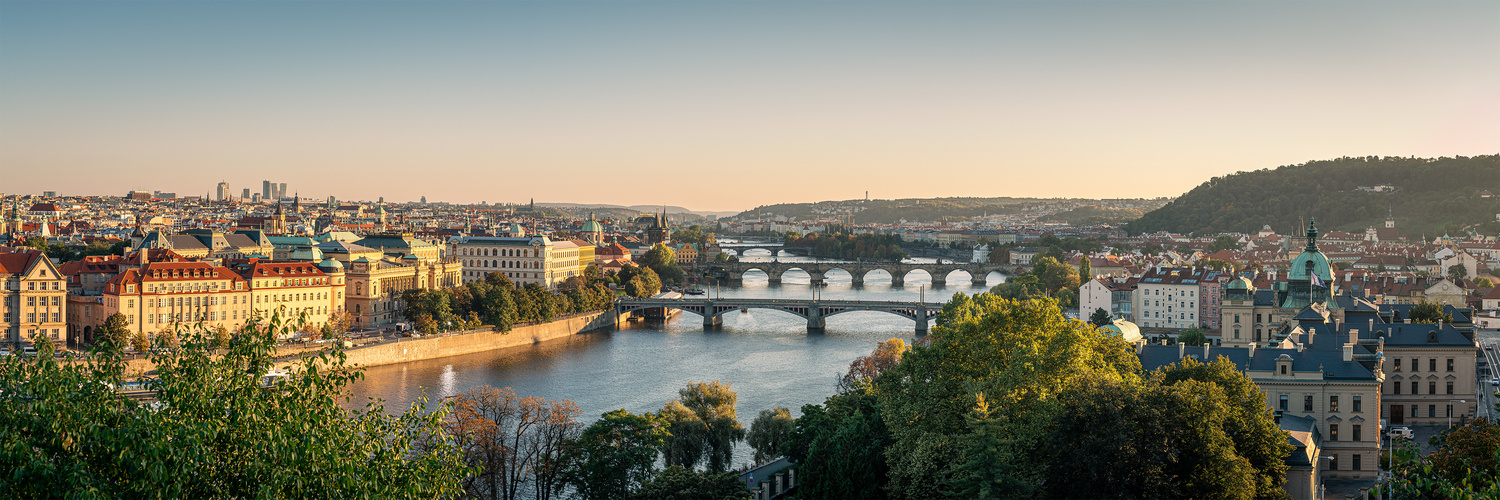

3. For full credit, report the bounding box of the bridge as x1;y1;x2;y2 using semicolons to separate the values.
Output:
689;260;1019;286
616;297;941;333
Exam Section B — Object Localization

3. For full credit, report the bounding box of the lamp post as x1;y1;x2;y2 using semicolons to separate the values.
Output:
1449;399;1467;429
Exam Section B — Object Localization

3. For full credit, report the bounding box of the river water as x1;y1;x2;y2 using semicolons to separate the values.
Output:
345;249;1004;467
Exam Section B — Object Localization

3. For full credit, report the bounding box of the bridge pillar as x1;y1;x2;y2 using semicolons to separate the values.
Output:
971;271;990;287
703;313;722;329
850;271;864;285
890;272;904;287
807;270;825;286
807;306;825;332
915;304;929;335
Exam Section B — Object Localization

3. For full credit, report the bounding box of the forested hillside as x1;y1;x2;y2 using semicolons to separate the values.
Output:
1125;156;1500;237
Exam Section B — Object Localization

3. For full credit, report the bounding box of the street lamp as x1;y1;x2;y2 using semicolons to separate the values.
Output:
1449;400;1467;428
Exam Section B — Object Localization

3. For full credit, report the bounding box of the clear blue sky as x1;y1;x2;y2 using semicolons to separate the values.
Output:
2;1;1496;211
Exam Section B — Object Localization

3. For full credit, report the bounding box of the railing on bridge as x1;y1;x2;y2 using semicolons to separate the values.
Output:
616;297;940;333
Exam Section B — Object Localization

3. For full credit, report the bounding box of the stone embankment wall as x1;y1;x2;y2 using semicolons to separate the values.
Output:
290;310;628;370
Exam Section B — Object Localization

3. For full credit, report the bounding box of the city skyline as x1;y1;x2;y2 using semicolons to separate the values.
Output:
2;1;1497;211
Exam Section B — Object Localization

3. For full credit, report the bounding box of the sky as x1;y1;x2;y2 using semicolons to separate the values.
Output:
1;1;1496;212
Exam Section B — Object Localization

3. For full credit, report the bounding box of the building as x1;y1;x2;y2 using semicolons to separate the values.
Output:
1139;306;1384;481
1;250;68;347
579;214;604;246
216;182;230;201
1133;266;1210;330
339;232;462;328
1364;321;1479;426
449;235;586;288
227;259;345;336
100;261;253;341
1222;221;1341;347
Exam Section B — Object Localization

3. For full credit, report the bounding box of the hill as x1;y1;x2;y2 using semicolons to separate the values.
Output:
733;197;1165;225
1125;155;1500;237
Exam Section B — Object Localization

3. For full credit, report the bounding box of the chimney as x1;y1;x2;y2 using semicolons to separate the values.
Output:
1342;344;1353;362
1349;329;1359;346
1203;342;1211;359
1248;342;1257;358
1404;318;1412;324
1296;342;1304;353
1179;342;1186;359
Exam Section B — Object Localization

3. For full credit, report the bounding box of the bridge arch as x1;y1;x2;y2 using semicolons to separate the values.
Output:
859;268;895;284
899;269;934;285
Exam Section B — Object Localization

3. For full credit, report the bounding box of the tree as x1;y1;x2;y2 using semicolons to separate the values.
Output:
747;407;795;463
561;409;670;500
443;386;582;500
878;295;1143;498
97;312;132;349
624;266;662;299
628;466;749;500
1378;418;1500;498
1448;264;1469;282
1476;276;1494;288
1078;257;1092;280
1410;302;1453;324
129;329;150;352
1177;326;1208;347
1089;308;1113;327
836;338;906;395
663;381;747;472
1207;235;1242;253
714;252;730;263
0;315;469;498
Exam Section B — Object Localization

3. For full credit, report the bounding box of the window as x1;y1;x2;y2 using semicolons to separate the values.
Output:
1353;424;1363;441
1395;358;1402;371
1412;359;1419;372
1234;328;1240;339
1279;395;1288;411
1330;424;1339;441
1412;406;1418;418
1394;382;1401;394
1447;405;1454;417
1330;395;1339;412
1430;359;1437;372
1429;405;1436;418
51;297;59;306
1430;381;1437;395
1412;381;1419;394
27;297;34;306
1235;314;1240;323
1447;359;1454;372
1257;313;1263;323
1304;395;1313;412
1353;396;1362;412
1353;454;1362;471
1448;381;1455;395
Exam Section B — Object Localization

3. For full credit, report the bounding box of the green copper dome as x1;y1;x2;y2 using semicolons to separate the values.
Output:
1226;276;1254;290
1288;219;1333;283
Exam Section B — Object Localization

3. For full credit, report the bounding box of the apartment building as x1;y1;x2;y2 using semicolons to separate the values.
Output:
227;259;345;335
102;261;253;339
1;250;68;347
449;235;587;288
1134;267;1209;329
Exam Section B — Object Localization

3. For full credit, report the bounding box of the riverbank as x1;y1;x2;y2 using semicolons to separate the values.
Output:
302;310;630;370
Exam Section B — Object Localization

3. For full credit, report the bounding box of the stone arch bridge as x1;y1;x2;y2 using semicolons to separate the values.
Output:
692;261;1018;286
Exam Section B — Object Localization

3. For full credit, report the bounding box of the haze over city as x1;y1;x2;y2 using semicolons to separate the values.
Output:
3;1;1497;210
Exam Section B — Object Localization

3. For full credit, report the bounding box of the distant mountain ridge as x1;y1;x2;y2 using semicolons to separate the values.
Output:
1124;155;1500;238
537;203;740;219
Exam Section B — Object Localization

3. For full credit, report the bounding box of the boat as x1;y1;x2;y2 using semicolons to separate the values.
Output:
685;286;706;295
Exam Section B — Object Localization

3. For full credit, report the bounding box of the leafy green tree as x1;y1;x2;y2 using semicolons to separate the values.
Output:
561;409;670;500
628;466;749;500
1153;357;1293;498
714;252;730;263
1477;276;1495;288
1448;264;1469;282
878;295;1142;499
129;329;150;352
1378;417;1500;499
747;407;795;463
660;400;708;470
624;266;662;299
0;315;469;498
836;338;907;395
1409;302;1453;324
663;381;747;472
1207;235;1241;253
1078;257;1092;280
96;312;132;349
1176;326;1208;347
1089;307;1113;327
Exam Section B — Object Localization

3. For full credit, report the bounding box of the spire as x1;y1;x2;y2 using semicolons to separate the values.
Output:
1304;217;1320;252
293;192;301;213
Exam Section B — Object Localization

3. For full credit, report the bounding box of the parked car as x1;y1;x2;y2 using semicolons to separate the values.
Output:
1491;377;1499;386
1387;426;1414;440
21;346;38;357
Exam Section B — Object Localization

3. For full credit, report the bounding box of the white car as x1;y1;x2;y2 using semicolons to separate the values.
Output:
1491;378;1499;386
20;346;38;357
1387;427;1414;440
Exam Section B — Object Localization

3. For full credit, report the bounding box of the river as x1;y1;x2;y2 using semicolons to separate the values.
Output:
345;249;1004;468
